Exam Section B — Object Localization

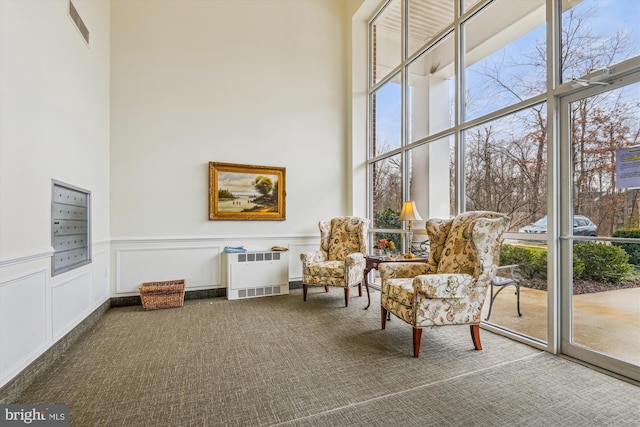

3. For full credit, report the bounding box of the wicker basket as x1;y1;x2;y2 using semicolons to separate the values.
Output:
139;279;186;310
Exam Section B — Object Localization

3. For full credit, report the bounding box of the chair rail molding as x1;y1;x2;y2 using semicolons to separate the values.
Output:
0;247;55;268
109;233;317;244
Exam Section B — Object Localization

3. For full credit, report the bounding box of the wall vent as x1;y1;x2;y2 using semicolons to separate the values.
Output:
237;286;282;299
238;252;281;262
69;1;89;45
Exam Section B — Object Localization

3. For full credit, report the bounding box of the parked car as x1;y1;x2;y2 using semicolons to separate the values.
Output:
519;215;597;236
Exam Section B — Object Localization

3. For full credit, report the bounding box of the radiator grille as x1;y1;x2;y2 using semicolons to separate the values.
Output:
238;252;281;262
236;286;282;299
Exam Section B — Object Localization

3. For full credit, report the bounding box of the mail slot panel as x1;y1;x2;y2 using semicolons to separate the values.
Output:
53;247;88;270
53;202;87;220
52;181;91;276
53;219;88;236
53;186;87;207
54;234;87;252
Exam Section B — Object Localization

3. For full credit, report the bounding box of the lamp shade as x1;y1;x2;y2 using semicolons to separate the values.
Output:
399;201;423;222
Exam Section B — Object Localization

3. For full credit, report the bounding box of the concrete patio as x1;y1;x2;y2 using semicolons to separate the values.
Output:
481;286;640;365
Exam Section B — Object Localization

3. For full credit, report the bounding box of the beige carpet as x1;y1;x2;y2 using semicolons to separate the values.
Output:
14;288;640;426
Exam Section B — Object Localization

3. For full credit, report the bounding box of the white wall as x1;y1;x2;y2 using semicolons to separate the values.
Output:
348;0;374;218
110;0;350;238
109;0;355;296
0;0;111;387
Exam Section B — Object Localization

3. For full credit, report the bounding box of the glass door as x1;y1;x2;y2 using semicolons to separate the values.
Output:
560;73;640;382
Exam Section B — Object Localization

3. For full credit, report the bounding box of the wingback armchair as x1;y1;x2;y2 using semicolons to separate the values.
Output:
300;216;369;307
379;211;510;357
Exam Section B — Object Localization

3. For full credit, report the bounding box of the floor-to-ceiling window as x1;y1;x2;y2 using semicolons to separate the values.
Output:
366;0;639;381
561;79;640;380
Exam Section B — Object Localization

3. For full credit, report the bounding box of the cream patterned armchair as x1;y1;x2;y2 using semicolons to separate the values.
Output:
379;211;510;357
300;216;369;307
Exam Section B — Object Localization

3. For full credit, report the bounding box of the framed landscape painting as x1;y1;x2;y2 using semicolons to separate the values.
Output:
209;162;286;221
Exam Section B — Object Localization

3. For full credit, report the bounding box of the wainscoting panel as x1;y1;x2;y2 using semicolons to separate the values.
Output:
0;270;48;383
0;243;111;391
52;270;92;341
288;242;318;281
116;245;223;294
91;245;109;305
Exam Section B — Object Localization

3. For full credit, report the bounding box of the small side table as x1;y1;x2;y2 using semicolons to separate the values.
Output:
363;255;429;309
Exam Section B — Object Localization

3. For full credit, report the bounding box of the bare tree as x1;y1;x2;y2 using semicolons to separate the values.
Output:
372;140;401;227
465;5;638;233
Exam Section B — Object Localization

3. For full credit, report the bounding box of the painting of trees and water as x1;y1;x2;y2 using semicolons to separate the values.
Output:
218;173;279;213
209;162;286;220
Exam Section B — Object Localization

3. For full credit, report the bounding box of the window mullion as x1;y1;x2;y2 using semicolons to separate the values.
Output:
454;3;464;215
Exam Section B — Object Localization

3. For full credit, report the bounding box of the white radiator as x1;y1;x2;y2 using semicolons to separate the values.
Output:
225;251;289;300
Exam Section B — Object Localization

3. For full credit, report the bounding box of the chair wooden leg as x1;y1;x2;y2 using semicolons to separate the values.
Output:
358;282;362;297
470;324;483;350
413;327;423;358
343;287;350;307
381;306;387;329
303;283;308;301
324;286;329;293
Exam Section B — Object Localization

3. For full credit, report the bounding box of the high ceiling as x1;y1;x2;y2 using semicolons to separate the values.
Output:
373;0;482;52
372;0;547;77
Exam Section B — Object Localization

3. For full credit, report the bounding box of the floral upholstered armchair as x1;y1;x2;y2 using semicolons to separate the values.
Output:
300;216;369;307
379;211;510;357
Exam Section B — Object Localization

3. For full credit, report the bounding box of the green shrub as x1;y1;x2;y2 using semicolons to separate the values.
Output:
530;250;548;279
500;244;546;279
374;209;401;250
573;242;631;283
572;254;585;280
501;244;586;280
612;229;640;266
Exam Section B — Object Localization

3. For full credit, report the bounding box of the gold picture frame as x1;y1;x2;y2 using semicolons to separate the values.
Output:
209;162;286;221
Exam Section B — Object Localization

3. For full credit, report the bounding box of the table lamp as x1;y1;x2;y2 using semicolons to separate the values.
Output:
399;201;423;258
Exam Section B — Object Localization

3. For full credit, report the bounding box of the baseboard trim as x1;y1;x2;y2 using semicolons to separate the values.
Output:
110;288;227;307
111;283;302;306
0;300;110;404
